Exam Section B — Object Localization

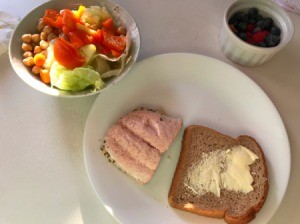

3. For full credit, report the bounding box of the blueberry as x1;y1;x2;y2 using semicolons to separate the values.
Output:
256;18;273;30
252;27;262;33
256;42;267;47
248;7;259;16
238;32;248;41
256;19;264;28
232;11;246;21
270;25;281;35
263;18;274;30
236;22;247;32
229;17;238;26
265;34;280;47
254;14;263;22
247;11;262;25
241;14;249;23
248;17;256;24
230;8;281;48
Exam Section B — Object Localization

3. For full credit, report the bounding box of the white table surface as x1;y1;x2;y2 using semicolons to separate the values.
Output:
1;0;299;223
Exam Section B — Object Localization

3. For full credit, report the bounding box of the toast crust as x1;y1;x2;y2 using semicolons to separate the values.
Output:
168;125;269;224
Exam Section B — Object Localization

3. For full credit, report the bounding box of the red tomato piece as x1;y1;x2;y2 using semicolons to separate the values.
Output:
62;25;72;35
92;29;103;43
111;49;122;57
68;30;93;48
61;9;76;31
43;9;63;28
102;17;116;34
83;34;93;45
53;37;84;69
100;47;111;55
102;17;115;29
102;31;126;52
68;31;85;48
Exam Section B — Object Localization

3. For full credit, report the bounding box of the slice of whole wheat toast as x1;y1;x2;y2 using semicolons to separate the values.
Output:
168;125;269;224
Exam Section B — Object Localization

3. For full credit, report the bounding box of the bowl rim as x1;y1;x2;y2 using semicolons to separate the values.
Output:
8;0;140;98
223;0;294;53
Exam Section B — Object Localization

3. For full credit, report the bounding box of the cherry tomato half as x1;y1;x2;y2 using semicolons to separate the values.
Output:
102;31;126;52
43;9;63;28
61;9;77;30
53;37;84;69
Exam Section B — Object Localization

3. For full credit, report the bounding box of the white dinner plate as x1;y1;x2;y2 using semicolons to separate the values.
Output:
83;53;290;224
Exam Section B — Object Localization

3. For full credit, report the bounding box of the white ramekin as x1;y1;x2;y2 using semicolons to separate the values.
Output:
219;0;294;66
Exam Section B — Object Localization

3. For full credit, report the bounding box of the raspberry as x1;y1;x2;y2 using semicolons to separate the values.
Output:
252;31;269;43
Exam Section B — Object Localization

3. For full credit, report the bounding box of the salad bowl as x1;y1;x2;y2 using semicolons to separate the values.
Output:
9;0;140;97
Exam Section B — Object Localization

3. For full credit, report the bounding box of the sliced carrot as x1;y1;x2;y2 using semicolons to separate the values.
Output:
40;69;51;84
33;53;46;66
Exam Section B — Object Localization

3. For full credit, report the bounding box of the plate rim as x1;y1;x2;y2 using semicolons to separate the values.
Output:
83;52;291;224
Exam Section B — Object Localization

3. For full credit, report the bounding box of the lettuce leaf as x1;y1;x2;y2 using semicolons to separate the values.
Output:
81;6;111;25
50;61;104;91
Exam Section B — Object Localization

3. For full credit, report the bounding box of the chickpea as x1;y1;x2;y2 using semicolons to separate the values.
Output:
34;46;42;54
39;40;49;50
21;34;32;43
23;51;33;58
47;33;57;42
31;34;40;44
43;25;53;35
22;43;33;52
23;57;34;67
32;65;42;75
37;20;46;32
40;32;48;41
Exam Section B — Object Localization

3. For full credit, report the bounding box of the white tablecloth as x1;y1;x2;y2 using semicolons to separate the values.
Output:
1;0;300;223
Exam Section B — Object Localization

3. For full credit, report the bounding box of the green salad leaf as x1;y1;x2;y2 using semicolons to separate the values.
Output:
50;61;104;91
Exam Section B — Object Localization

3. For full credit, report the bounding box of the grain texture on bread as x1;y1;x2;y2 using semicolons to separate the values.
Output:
168;125;268;224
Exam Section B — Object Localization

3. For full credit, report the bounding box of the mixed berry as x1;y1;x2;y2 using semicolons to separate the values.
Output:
229;7;281;47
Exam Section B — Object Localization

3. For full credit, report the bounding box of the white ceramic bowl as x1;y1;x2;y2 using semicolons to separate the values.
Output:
9;0;140;97
220;0;294;66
